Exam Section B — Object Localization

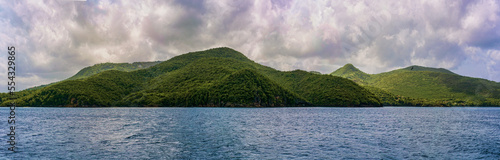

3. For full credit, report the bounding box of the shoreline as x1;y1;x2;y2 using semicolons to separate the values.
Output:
1;106;499;108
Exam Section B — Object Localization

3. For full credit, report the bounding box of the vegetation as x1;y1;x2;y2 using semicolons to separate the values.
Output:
331;64;500;106
264;70;380;106
4;48;498;107
68;61;162;80
330;63;370;83
0;47;381;107
22;61;162;91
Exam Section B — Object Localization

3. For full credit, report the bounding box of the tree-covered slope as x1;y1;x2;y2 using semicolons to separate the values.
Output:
68;61;162;80
330;64;500;106
120;57;307;107
401;65;456;74
22;61;162;91
330;64;371;83
267;70;380;106
0;47;381;107
14;70;144;106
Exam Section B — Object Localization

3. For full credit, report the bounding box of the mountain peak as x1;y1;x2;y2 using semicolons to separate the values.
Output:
174;47;251;62
402;65;456;74
330;63;370;83
332;63;365;74
342;63;360;71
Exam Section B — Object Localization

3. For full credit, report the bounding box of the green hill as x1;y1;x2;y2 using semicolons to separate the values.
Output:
23;61;162;91
331;64;500;106
0;47;381;107
330;64;370;83
68;61;162;80
401;65;456;74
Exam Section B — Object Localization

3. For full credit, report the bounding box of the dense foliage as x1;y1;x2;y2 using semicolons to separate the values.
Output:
0;47;381;107
68;61;162;80
331;64;500;106
265;70;381;106
330;63;370;83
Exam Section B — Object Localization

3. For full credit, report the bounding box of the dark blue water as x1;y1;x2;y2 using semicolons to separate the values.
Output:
0;107;499;159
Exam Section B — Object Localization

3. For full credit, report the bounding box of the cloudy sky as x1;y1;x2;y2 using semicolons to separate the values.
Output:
1;0;499;92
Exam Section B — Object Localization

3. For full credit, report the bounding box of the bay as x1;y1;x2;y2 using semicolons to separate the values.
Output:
1;107;499;159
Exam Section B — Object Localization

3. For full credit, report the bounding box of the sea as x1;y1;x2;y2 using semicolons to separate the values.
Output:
0;107;499;159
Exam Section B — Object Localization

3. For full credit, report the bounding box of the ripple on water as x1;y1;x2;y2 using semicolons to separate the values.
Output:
0;107;499;159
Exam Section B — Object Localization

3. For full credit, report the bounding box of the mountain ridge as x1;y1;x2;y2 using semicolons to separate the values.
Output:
401;65;456;74
0;47;381;107
330;63;500;106
68;61;162;80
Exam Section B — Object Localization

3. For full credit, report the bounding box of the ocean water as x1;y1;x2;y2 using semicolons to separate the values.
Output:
0;107;499;159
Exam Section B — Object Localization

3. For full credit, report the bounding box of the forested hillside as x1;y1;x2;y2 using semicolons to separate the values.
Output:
0;47;381;107
331;64;500;106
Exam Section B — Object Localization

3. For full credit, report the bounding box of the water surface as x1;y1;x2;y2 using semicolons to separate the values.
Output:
1;107;499;159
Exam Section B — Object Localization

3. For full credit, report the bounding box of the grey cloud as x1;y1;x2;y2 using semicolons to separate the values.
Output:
1;0;500;92
175;0;207;13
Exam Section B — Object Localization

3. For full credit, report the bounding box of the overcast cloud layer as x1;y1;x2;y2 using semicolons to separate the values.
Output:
1;0;499;92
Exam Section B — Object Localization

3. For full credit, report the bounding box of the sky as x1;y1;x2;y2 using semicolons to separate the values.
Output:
0;0;499;92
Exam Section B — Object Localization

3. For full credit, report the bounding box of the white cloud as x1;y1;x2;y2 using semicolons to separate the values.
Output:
486;49;500;81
